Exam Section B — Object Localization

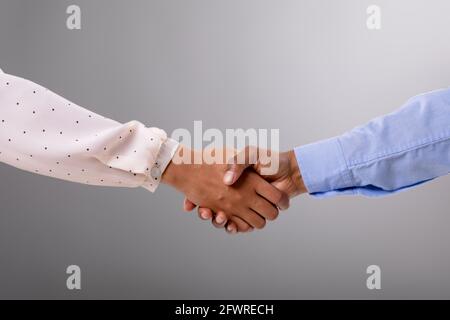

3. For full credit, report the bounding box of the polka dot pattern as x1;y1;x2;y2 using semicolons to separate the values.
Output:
0;69;179;192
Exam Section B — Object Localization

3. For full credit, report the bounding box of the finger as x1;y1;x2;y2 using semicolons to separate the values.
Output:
198;207;213;220
183;198;197;212
230;216;253;233
225;221;238;234
255;180;290;211
240;208;266;229
212;211;228;228
250;195;279;221
223;146;258;185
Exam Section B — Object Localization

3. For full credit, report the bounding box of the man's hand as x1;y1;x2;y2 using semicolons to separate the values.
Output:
224;146;306;198
183;146;307;233
163;145;289;230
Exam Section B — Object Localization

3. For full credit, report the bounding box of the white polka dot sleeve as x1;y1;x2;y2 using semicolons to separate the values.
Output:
0;69;179;192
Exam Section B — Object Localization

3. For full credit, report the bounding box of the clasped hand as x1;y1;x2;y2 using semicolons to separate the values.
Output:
162;146;306;234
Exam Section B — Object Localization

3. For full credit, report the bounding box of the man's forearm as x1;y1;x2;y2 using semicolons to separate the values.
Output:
294;88;450;197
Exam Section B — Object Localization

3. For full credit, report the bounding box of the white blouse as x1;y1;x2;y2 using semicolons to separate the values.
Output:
0;68;179;192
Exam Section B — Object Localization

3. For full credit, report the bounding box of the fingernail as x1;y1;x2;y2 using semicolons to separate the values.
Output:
227;225;233;232
216;215;225;224
223;171;235;185
201;212;209;219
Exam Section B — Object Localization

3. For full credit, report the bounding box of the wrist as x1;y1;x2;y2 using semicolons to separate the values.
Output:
162;145;189;188
162;145;200;192
288;150;307;195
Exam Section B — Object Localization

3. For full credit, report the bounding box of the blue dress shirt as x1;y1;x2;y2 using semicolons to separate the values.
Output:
294;88;450;197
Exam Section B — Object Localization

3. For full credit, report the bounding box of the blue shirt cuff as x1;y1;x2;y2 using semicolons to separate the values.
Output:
294;137;354;194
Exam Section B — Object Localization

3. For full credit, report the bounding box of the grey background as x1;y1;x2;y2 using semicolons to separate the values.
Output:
0;0;449;299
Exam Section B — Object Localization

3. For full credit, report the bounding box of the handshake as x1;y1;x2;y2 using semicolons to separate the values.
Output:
162;145;307;234
1;69;444;231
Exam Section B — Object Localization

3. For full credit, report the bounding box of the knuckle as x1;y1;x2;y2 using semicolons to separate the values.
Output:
222;201;233;212
235;192;244;203
250;194;260;208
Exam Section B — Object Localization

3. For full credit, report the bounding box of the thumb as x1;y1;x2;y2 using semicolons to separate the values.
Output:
223;146;258;185
223;163;248;185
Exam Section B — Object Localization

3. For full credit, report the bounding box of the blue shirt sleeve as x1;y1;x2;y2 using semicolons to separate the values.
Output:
294;88;450;197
